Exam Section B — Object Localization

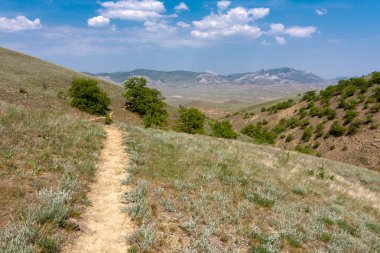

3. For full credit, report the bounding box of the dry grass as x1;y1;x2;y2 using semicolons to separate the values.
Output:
0;101;105;252
0;47;142;125
122;125;380;252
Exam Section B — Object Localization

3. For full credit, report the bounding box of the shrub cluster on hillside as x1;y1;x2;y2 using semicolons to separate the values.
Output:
124;77;168;128
69;78;110;115
239;72;380;155
176;106;206;134
211;121;238;139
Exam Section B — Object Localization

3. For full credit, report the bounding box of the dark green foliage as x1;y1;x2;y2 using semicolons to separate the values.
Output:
176;107;206;134
329;121;347;137
315;123;325;138
68;78;111;115
124;77;168;128
286;117;300;129
302;126;313;142
38;236;60;253
370;71;380;84
373;87;380;102
347;119;361;135
144;110;168;128
295;145;315;155
212;121;238;139
302;90;317;101
285;134;294;143
319;233;331;243
299;107;308;119
241;124;277;144
266;99;294;113
344;110;359;124
309;106;324;117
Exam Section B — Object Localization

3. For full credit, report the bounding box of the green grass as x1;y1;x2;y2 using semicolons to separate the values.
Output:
122;125;380;252
0;101;105;252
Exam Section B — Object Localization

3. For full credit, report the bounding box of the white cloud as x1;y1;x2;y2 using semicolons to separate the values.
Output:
275;36;286;45
217;1;231;11
0;16;41;32
88;16;110;28
176;21;191;28
269;23;317;38
144;20;177;32
191;6;269;39
98;0;167;21
174;2;189;12
315;8;328;16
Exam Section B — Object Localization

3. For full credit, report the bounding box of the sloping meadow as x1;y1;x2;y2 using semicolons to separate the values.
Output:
122;125;380;252
0;102;105;252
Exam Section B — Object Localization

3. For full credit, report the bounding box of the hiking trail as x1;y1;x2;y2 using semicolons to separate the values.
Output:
63;127;134;253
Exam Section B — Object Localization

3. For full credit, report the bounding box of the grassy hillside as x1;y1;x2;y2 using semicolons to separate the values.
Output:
225;75;380;170
0;102;105;252
122;125;380;252
0;47;141;124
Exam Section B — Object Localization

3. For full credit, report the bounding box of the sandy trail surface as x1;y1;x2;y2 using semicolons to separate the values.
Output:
63;127;134;253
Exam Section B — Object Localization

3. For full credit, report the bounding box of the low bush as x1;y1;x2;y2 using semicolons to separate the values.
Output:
285;134;294;143
329;121;347;137
176;107;206;134
344;110;359;124
347;119;361;135
302;126;313;142
212;121;238;139
68;78;111;115
266;99;295;113
241;124;277;144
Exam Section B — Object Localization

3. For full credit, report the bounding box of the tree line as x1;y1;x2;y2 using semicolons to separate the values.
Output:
68;77;238;139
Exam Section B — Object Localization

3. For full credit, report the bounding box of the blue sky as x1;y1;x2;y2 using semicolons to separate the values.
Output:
0;0;379;78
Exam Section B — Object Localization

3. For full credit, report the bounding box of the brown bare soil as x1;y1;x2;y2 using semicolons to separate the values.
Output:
63;127;134;253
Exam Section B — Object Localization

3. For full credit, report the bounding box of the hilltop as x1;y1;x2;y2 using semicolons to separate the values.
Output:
0;47;141;124
225;74;380;170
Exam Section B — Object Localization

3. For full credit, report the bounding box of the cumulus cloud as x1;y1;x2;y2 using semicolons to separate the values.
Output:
176;21;191;28
191;6;269;39
174;2;189;12
88;16;110;28
98;0;167;21
144;20;177;32
217;1;231;11
275;36;286;45
315;8;328;16
269;23;317;38
0;16;41;32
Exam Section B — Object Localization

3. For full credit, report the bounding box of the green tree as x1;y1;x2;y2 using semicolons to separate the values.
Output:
176;107;206;134
212;121;238;139
370;71;380;84
68;78;110;115
124;77;168;128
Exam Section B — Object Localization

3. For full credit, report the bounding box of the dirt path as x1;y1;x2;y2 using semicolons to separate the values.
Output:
63;127;134;253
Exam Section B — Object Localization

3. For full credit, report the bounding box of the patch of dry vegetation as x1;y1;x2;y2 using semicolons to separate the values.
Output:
122;125;380;252
0;101;105;252
0;47;142;125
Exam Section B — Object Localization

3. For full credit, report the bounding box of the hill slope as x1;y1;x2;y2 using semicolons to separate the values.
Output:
122;124;380;252
0;47;141;124
226;75;380;170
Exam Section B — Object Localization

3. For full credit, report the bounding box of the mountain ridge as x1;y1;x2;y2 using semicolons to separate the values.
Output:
91;67;333;86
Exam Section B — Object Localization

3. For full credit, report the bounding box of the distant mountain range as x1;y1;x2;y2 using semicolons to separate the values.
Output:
90;67;333;86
